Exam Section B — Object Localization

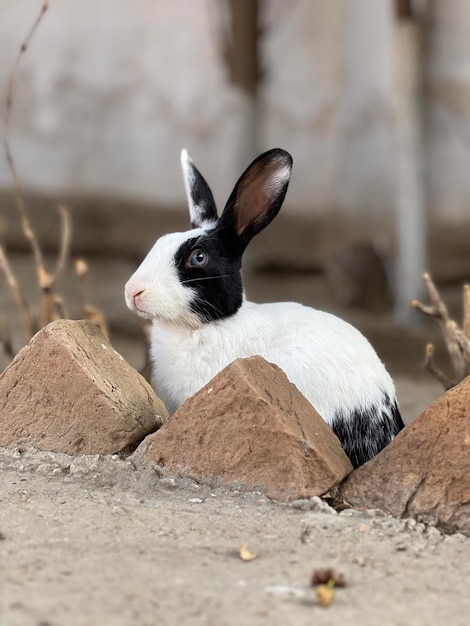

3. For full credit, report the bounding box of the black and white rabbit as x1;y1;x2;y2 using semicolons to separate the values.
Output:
125;148;404;467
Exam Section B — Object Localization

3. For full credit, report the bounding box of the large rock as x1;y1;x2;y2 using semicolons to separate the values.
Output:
140;356;353;501
0;320;168;455
337;375;470;535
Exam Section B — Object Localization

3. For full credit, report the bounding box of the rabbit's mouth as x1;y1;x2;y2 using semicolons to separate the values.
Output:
126;287;204;329
133;306;154;320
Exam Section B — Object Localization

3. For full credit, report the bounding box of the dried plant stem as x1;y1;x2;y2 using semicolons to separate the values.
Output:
1;1;110;366
74;259;108;337
41;286;53;327
450;321;470;364
464;284;470;340
0;316;15;362
412;273;462;377
75;258;90;313
39;205;72;326
4;2;74;331
423;343;452;390
83;305;108;338
412;273;470;389
0;245;37;338
4;1;49;283
54;204;72;279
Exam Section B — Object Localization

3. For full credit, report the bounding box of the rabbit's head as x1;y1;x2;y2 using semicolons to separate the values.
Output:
125;148;293;328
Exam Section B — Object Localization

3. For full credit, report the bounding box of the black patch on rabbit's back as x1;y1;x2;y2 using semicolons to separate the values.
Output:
331;394;404;468
175;232;243;323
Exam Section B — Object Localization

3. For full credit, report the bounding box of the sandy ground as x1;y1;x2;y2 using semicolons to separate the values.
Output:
1;447;470;626
1;253;468;625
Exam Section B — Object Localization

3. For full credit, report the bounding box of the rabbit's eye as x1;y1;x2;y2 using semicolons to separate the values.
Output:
186;249;208;268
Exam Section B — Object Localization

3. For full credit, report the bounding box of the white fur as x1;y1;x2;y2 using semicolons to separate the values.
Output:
180;149;217;229
149;298;396;423
180;149;198;224
125;229;207;329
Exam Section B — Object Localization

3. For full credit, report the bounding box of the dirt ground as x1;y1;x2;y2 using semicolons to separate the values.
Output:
1;252;469;625
1;446;470;626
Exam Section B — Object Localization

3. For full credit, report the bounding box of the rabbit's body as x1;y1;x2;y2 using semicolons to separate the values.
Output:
150;299;400;468
125;148;404;467
151;299;394;422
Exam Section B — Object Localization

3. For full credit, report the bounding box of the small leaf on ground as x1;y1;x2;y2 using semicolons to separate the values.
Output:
316;581;336;607
239;543;257;561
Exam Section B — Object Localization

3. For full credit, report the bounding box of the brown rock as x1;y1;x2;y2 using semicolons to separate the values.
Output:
0;320;168;455
337;376;470;534
141;356;353;501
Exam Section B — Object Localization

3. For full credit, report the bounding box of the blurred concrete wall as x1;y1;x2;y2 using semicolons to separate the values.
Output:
0;0;249;208
1;0;470;230
426;0;470;225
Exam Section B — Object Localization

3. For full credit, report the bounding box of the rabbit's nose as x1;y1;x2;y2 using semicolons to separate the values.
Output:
125;278;147;310
132;289;145;306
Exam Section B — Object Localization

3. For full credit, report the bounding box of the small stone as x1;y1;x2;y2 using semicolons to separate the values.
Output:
159;477;177;490
140;356;353;502
292;499;314;511
292;496;337;514
35;463;54;475
337;375;470;535
424;526;443;543
0;320;168;455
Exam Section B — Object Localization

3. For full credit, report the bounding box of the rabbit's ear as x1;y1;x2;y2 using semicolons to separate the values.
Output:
219;148;292;248
181;149;218;228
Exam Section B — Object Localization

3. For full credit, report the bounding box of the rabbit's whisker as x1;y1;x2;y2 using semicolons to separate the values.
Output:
181;274;235;285
199;300;225;322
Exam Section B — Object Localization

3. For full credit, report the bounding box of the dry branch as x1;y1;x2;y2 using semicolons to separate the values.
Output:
74;259;108;337
75;258;89;312
412;272;470;389
0;245;37;338
0;316;14;363
39;205;72;327
464;284;470;339
54;204;72;279
82;305;109;338
3;2;75;333
1;1;111;368
423;343;453;390
4;1;49;282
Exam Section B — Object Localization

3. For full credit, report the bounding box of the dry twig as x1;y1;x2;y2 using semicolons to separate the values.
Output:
4;1;49;282
39;204;72;326
1;1;110;368
54;204;72;279
0;316;15;363
0;245;37;338
75;259;108;337
3;1;74;332
464;284;470;341
412;273;470;389
75;258;89;312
